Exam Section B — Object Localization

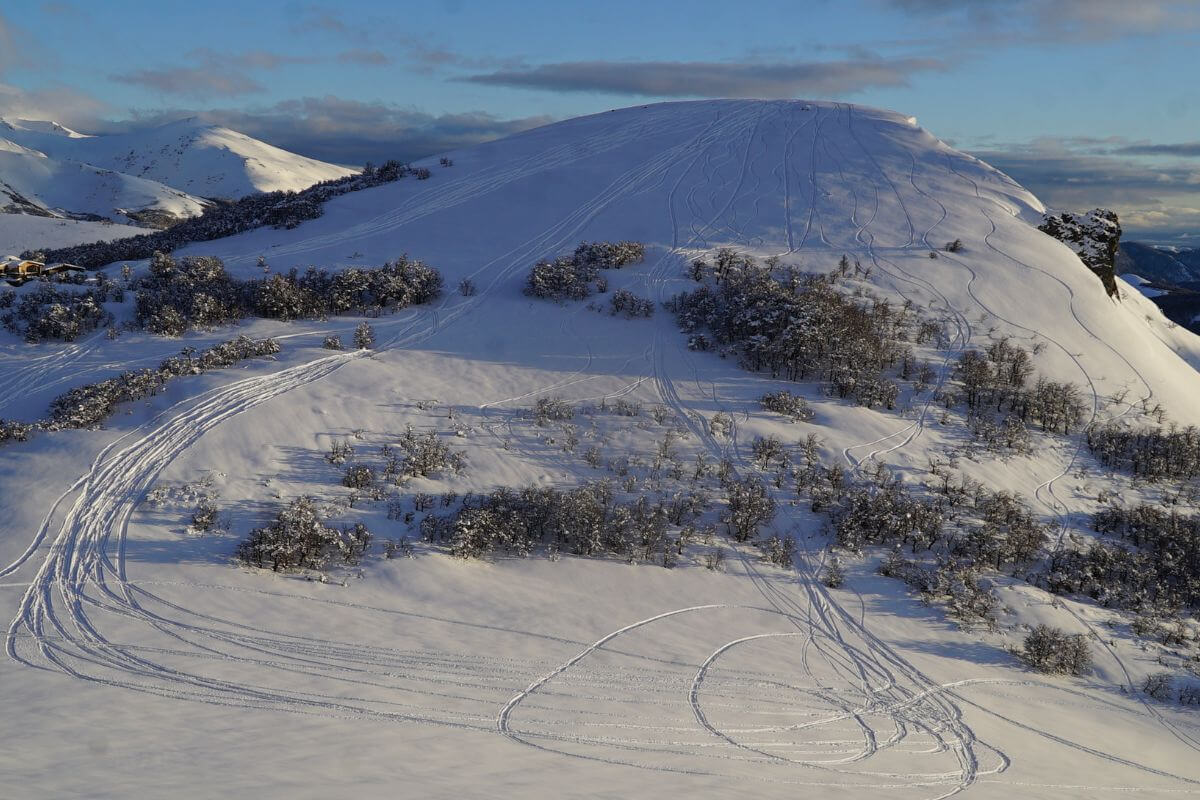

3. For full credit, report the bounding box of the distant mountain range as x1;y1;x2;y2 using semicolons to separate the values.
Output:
0;117;356;236
1117;241;1200;332
1118;241;1200;284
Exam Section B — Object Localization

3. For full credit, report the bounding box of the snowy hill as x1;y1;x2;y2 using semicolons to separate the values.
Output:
0;117;357;200
4;100;1200;799
0;139;208;225
0;117;90;139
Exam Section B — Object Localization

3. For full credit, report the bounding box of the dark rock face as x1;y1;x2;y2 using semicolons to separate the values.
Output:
1039;209;1121;298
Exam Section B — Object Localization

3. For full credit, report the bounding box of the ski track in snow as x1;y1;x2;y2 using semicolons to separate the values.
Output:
2;100;1198;797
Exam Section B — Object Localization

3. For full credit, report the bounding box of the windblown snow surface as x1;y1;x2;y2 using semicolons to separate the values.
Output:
4;100;1200;799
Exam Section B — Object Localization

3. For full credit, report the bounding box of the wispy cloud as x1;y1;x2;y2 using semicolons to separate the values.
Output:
112;67;265;99
884;0;1200;40
336;49;393;67
462;56;946;98
1116;142;1200;158
0;12;25;76
110;48;314;99
0;81;109;127
288;3;519;73
974;139;1200;237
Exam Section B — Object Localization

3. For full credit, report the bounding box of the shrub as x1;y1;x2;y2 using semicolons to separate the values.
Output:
751;435;787;469
609;289;654;318
395;426;466;478
1020;625;1092;675
761;534;795;567
235;497;371;572
704;548;726;571
2;283;115;342
354;322;375;349
190;501;219;532
0;419;34;443
760;390;814;422
1143;672;1175;702
723;476;776;542
821;556;845;588
323;335;343;350
342;464;375;489
524;241;647;302
534;396;575;425
524;257;595;301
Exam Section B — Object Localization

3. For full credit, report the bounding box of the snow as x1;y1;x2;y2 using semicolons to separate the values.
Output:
0;118;90;139
0;214;146;256
3;99;1200;798
0;146;208;224
1119;273;1166;298
1;117;356;199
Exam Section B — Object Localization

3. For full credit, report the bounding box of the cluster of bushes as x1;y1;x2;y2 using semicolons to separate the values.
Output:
1;279;123;342
419;480;707;564
950;339;1086;436
879;550;998;628
1045;504;1200;612
332;426;467;499
831;481;947;555
235;496;372;572
30;161;422;269
0;419;34;443
723;476;776;541
47;335;280;429
789;454;1050;626
1019;624;1093;675
534;396;575;425
1142;672;1200;705
524;241;646;301
669;252;917;410
608;289;654;318
132;252;442;336
969;414;1032;453
760;390;815;422
1087;422;1200;481
797;456;1047;573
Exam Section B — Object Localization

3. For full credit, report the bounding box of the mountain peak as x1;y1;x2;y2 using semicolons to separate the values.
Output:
0;118;89;139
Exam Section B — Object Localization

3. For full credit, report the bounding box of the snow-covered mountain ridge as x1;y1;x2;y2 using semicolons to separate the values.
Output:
3;99;1200;799
0;117;356;199
0;117;357;250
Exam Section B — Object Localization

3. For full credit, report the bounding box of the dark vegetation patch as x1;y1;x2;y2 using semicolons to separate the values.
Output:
28;160;424;269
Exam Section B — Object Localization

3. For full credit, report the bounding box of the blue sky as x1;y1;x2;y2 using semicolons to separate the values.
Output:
2;0;1198;239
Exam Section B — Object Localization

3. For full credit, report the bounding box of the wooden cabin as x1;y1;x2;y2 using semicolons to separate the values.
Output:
1;257;84;285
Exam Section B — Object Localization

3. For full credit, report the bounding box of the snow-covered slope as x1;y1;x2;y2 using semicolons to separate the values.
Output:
0;117;90;139
4;100;1200;799
0;214;146;256
0;141;208;224
1;117;357;199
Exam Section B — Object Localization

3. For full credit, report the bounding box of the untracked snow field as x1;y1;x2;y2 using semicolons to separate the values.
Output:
3;100;1200;799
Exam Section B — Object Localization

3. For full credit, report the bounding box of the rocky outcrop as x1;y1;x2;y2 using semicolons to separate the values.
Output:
1039;209;1121;298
